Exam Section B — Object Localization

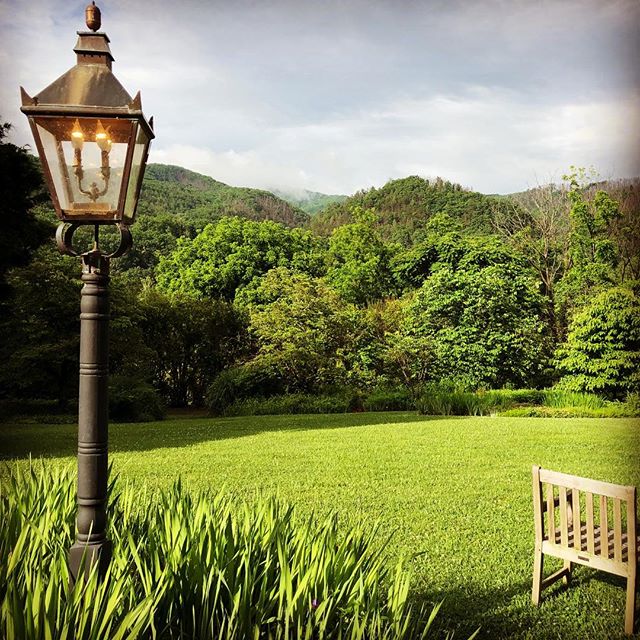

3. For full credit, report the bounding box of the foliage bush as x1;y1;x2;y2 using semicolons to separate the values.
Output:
404;233;551;390
108;375;165;422
479;389;546;410
500;404;638;418
416;386;618;417
543;390;606;409
222;390;364;417
206;364;284;415
555;287;640;399
0;462;439;639
416;385;490;416
362;388;415;412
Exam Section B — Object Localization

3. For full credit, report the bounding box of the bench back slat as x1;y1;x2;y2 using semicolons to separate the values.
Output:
600;495;609;558
533;465;638;571
546;483;556;542
572;489;581;550
539;468;632;499
559;486;569;547
614;498;623;563
629;486;638;567
586;492;595;554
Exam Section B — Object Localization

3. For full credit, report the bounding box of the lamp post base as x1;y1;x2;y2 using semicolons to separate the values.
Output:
69;539;112;585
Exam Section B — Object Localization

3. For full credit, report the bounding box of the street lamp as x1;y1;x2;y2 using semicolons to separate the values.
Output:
20;1;154;583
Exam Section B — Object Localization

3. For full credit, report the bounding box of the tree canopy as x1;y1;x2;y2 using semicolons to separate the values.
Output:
2;146;638;415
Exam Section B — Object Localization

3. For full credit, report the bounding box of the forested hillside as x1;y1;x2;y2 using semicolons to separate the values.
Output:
309;176;503;243
272;188;348;215
1;127;638;419
116;164;309;272
141;164;308;227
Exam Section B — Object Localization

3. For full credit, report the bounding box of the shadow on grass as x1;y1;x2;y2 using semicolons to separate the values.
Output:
0;411;446;460
414;567;634;640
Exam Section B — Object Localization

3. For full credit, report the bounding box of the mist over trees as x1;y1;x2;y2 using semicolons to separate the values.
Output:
1;129;638;418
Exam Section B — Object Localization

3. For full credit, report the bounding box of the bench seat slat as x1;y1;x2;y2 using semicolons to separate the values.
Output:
545;524;640;564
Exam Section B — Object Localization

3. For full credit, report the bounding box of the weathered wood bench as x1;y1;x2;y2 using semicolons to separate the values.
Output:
532;465;638;635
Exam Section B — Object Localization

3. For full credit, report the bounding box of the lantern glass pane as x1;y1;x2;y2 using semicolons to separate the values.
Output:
35;116;134;220
123;124;151;223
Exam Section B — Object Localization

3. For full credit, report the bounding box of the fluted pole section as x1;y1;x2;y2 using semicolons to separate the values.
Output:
68;251;112;584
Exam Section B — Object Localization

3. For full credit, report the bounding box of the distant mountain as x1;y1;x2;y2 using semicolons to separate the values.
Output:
271;188;348;215
308;175;504;243
139;164;309;229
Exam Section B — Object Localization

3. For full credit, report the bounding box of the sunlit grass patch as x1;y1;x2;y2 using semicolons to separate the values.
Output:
1;413;638;638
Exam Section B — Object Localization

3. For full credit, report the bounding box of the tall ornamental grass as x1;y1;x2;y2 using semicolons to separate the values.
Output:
416;385;636;417
0;462;441;639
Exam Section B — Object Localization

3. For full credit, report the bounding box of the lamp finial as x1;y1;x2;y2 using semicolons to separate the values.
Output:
85;2;101;32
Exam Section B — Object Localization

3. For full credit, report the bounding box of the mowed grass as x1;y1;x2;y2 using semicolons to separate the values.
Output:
1;413;639;639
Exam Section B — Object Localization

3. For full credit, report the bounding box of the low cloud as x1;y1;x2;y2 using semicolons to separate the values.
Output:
151;88;640;195
2;0;639;195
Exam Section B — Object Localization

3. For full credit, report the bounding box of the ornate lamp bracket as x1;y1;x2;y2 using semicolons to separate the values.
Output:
56;221;133;265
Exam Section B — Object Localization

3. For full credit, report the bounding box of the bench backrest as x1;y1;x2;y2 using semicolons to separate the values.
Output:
532;465;637;572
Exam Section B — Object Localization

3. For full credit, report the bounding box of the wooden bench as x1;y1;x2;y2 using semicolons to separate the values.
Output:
532;465;638;635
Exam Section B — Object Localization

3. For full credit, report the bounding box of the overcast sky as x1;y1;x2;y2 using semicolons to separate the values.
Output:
1;0;639;195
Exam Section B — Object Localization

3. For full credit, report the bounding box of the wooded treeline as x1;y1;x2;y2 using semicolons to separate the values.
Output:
1;123;638;420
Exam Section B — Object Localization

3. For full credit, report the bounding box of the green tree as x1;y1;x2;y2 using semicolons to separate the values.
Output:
405;236;550;389
555;168;621;329
156;216;325;300
245;268;360;392
325;207;399;305
138;287;247;406
358;297;435;391
116;213;189;274
0;122;52;297
555;287;640;399
0;245;80;407
492;184;571;339
0;249;161;413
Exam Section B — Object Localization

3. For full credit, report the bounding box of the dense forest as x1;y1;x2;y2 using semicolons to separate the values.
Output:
1;123;638;420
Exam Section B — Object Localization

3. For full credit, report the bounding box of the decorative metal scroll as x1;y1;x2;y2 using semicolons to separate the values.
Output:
56;222;132;259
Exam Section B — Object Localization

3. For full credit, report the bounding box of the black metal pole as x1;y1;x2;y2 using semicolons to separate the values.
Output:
68;249;112;583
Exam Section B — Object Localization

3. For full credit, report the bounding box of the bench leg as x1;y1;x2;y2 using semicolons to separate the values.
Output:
532;547;544;605
562;559;572;586
626;569;637;635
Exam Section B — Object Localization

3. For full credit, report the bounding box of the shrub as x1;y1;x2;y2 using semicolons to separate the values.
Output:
626;392;640;414
223;390;364;417
555;287;640;399
363;388;415;412
542;390;605;409
416;386;618;417
501;404;637;418
0;462;439;639
108;375;165;422
416;384;490;416
206;364;284;415
480;389;545;410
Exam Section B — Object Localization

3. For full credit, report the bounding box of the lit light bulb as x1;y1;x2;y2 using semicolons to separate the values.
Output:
71;119;84;150
95;120;111;152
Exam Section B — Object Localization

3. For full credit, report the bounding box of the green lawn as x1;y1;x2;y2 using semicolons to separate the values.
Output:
1;413;639;639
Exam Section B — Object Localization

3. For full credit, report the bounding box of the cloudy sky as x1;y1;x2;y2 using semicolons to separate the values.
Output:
1;0;639;196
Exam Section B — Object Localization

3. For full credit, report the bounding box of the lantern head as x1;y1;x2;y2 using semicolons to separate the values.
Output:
20;4;154;225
